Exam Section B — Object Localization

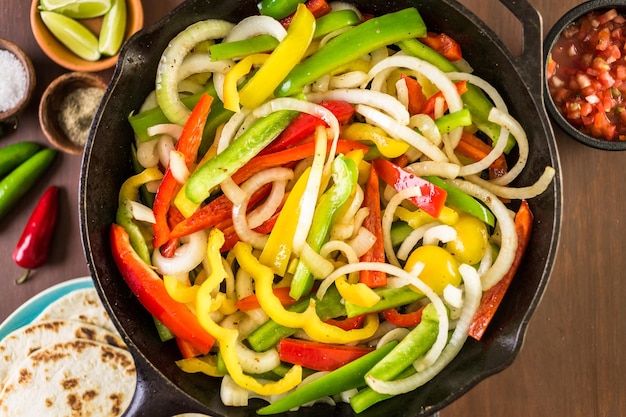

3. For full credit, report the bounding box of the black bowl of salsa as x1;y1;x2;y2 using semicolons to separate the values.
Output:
544;0;626;150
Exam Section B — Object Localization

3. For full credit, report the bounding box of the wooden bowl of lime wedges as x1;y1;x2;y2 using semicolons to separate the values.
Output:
30;0;144;72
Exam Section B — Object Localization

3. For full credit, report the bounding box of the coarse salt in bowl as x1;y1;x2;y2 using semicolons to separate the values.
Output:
0;38;36;122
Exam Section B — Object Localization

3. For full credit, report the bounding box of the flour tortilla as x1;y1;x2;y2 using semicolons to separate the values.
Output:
0;339;136;417
33;287;117;333
0;319;126;385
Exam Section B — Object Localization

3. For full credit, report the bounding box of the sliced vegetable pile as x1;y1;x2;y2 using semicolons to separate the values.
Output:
111;0;555;413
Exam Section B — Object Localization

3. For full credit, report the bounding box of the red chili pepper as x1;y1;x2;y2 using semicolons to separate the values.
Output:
372;158;447;218
233;139;369;184
278;338;373;371
468;200;533;340
418;32;463;62
110;223;215;353
13;186;59;284
152;94;213;249
359;165;387;288
261;100;356;155
381;305;424;327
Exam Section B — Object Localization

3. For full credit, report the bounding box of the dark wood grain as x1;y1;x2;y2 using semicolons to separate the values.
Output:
1;1;623;416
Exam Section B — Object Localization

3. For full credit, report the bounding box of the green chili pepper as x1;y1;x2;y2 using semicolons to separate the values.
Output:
0;142;41;177
345;286;425;318
209;35;279;61
258;0;306;19
434;108;472;134
0;148;56;221
185;110;297;204
423;176;495;226
246;285;346;352
275;8;427;97
257;341;398;415
399;38;515;152
313;9;361;39
290;156;358;299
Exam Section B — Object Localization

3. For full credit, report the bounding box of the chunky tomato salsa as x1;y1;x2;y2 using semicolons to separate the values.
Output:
547;8;626;141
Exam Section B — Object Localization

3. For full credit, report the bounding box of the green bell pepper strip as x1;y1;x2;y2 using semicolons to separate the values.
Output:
390;221;413;247
349;365;415;413
345;286;425;318
434;108;472;134
185;109;297;204
313;9;361;38
258;0;306;19
423;175;495;226
257;341;398;415
246;285;346;352
275;8;427;97
115;199;152;265
209;35;279;61
290;156;358;299
398;38;515;152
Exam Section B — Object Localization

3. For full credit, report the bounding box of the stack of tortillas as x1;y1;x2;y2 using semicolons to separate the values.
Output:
0;287;137;416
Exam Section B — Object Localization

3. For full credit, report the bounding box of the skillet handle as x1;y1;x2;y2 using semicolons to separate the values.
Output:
498;0;544;98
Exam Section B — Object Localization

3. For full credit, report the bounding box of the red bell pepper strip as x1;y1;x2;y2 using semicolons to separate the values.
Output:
468;200;533;340
13;186;59;284
400;74;427;116
235;287;299;311
232;139;369;184
418;32;463;62
278;338;374;372
325;314;365;331
110;223;215;353
359;165;387;288
169;183;272;240
372;158;447;218
455;130;508;177
420;80;468;116
261;100;356;155
152;94;213;248
280;0;332;28
381;305;424;327
176;337;203;359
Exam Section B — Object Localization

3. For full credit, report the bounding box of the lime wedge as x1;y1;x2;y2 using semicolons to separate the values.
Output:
39;0;112;19
40;11;101;61
98;0;127;56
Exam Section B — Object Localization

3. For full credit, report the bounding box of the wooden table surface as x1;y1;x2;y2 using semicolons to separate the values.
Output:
0;1;623;416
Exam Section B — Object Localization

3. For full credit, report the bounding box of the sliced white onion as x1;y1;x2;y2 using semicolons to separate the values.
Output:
157;134;175;168
147;123;184;140
320;240;360;265
486;107;528;185
216;108;252;154
329;1;363;20
347;227;376;258
457;121;510;177
395;78;410;110
235;342;281;374
405;161;460;179
246;179;288;229
139;90;158;112
443;284;464;309
330;185;364;240
382;186;423;267
136;138;159;168
376;327;410;349
224;15;287;43
128;200;156;224
307;88;410;125
423;225;457;246
467;166;556;200
169;150;190;184
299;243;335;279
396;223;441;261
356;104;447;162
152;230;208;276
409;114;442;146
329;71;370;89
366;263;481;395
179;52;233;81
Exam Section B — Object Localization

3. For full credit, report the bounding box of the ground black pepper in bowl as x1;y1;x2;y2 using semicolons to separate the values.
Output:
58;87;105;147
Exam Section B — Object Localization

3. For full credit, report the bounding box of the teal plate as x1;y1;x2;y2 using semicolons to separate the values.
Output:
0;276;94;341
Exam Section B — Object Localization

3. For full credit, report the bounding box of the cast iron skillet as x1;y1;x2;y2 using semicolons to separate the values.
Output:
80;0;562;415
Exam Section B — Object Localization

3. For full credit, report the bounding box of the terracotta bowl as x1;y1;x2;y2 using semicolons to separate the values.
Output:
30;0;144;72
39;72;107;155
0;38;36;122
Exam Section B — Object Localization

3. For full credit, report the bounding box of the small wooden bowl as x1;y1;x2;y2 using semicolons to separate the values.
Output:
30;0;144;72
0;38;36;122
39;72;107;155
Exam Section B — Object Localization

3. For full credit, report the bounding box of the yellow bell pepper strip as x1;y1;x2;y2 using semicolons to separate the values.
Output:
275;8;426;97
334;276;380;308
163;274;198;304
372;158;447;218
176;355;223;377
394;205;459;228
342;123;410;158
209;35;279;61
185;109;297;204
290;156;358;299
223;53;269;112
116;167;164;264
258;341;396;415
196;229;303;395
110;224;215;354
238;4;315;110
259;168;310;276
234;241;380;344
